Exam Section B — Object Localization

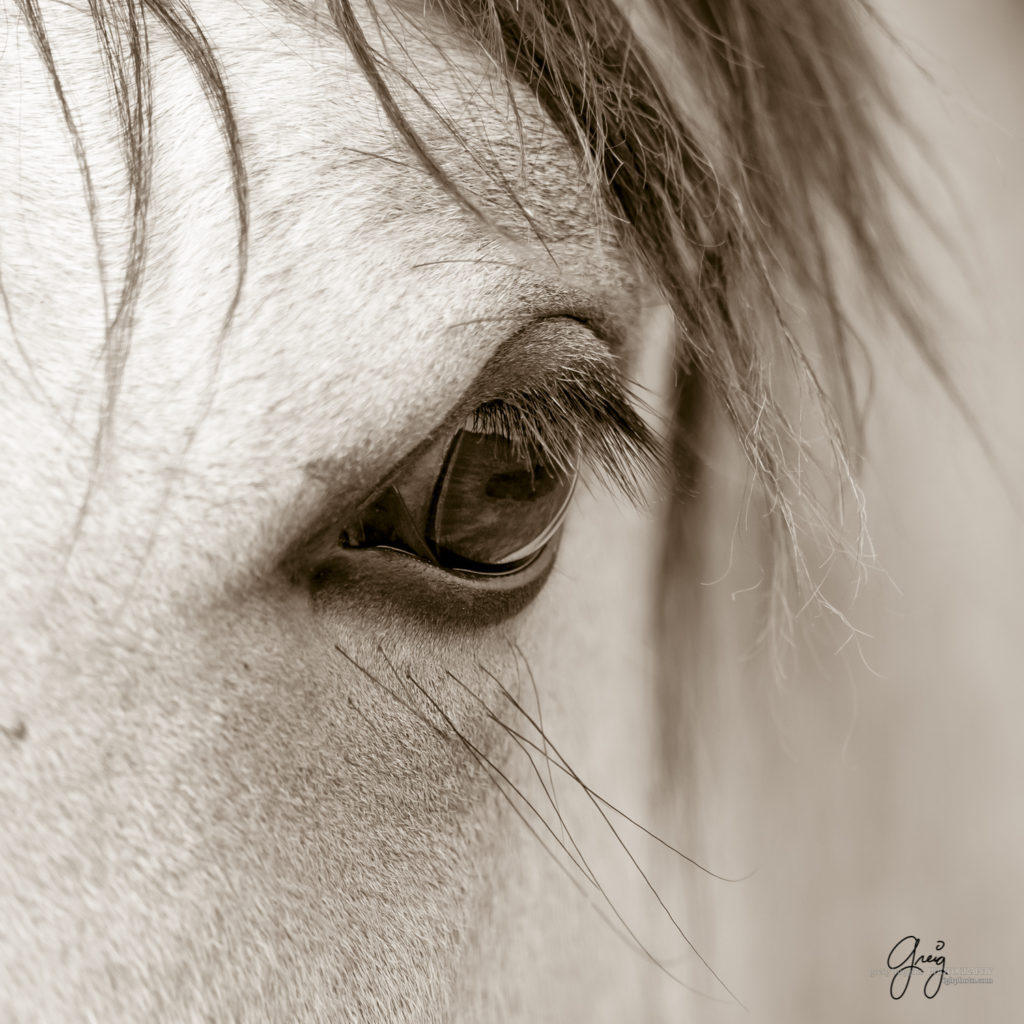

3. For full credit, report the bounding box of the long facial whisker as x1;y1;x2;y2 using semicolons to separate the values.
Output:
372;645;601;889
520;653;564;846
495;647;753;883
495;646;748;1009
341;649;611;926
482;706;755;885
334;644;450;744
441;668;599;891
434;664;730;1002
337;643;728;1002
438;670;724;977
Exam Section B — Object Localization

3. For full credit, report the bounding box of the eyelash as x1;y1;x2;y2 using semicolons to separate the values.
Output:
472;365;662;508
328;345;663;596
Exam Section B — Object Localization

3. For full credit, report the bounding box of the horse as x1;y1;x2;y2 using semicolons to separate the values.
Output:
1;0;1020;1020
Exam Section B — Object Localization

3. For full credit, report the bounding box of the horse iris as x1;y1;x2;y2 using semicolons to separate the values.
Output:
340;417;576;576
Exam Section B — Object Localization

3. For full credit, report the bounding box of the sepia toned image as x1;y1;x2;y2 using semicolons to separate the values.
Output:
0;0;1019;1020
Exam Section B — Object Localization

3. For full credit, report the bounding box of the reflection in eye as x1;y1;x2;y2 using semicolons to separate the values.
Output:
430;430;575;571
340;413;577;577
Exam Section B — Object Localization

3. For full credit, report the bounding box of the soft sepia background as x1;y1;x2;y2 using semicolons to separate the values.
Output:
685;1;1023;1019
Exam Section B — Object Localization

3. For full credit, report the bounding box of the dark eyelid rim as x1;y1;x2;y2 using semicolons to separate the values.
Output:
311;539;562;630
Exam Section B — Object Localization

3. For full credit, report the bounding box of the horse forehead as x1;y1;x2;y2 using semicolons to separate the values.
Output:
0;0;622;604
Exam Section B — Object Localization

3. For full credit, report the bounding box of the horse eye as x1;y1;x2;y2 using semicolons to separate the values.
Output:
429;429;575;573
340;417;577;577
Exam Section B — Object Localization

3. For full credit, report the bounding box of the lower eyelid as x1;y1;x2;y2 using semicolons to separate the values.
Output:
308;537;562;632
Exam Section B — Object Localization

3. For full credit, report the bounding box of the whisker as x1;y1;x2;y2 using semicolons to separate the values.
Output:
334;643;451;744
442;668;597;889
438;671;730;992
432;665;738;1001
497;645;748;1008
373;646;600;888
369;645;727;1002
334;641;734;1003
477;709;756;884
520;649;564;845
491;646;754;883
350;644;611;921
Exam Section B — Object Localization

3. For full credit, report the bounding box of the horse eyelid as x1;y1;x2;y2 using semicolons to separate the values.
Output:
304;318;665;563
468;366;664;509
327;371;660;588
291;328;663;591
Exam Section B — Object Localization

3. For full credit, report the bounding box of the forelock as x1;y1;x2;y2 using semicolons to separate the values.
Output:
16;0;933;631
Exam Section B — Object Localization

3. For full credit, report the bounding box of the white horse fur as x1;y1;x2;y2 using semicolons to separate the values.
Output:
0;0;1020;1021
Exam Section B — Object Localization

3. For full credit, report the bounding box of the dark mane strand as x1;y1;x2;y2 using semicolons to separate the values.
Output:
15;0;248;554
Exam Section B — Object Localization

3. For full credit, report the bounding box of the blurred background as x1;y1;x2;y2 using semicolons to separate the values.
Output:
684;1;1024;1020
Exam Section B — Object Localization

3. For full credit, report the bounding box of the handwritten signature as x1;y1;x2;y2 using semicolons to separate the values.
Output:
887;935;947;999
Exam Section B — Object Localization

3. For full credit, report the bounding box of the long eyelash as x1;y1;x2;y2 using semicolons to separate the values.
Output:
471;363;664;504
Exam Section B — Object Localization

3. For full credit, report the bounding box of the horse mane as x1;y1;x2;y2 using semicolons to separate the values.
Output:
332;0;930;641
15;0;929;626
